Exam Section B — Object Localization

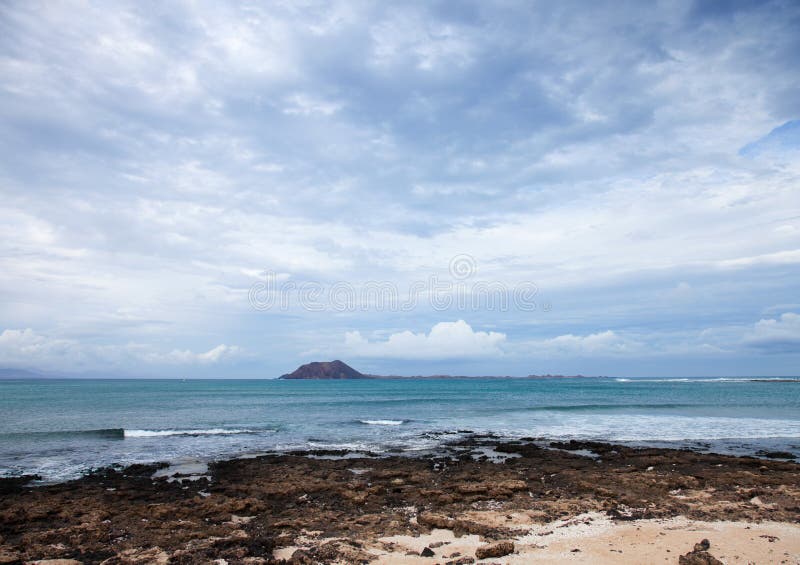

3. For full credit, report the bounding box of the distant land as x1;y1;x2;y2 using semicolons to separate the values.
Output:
4;363;794;381
0;368;51;379
278;360;592;380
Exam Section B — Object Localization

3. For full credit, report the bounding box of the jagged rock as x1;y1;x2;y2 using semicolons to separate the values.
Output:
304;540;373;563
496;480;527;491
289;549;314;564
109;547;170;564
475;541;514;559
445;558;474;565
420;546;435;557
417;512;455;530
0;549;21;565
417;512;514;538
0;474;41;495
755;450;795;460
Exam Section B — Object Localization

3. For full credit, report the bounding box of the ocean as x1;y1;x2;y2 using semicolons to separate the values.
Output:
1;377;798;482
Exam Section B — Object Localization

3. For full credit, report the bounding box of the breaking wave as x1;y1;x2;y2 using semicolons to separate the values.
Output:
123;428;258;438
359;419;405;426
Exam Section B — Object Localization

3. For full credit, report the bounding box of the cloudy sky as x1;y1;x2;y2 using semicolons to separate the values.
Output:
1;0;799;377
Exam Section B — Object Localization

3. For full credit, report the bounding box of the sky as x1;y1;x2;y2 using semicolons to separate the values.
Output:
0;0;799;378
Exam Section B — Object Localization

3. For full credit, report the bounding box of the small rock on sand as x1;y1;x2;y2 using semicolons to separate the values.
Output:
678;539;723;565
475;540;514;559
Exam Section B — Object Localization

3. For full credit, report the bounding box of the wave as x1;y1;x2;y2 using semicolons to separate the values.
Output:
359;419;405;426
615;377;799;383
526;403;693;412
615;378;700;383
305;440;385;452
493;413;800;442
0;427;266;440
124;428;257;438
0;428;125;440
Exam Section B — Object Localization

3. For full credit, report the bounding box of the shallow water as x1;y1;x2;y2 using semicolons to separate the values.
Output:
1;377;798;481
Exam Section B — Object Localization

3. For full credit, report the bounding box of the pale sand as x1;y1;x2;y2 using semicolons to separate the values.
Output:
275;512;800;564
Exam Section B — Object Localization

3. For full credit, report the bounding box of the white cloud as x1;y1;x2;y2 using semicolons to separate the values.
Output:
142;344;242;365
369;12;476;71
345;320;505;359
283;93;343;116
0;329;81;364
716;249;800;269
523;330;642;357
0;328;242;371
744;312;800;353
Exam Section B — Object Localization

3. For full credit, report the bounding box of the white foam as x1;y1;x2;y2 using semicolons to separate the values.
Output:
510;414;800;442
306;440;383;452
124;428;254;438
152;460;210;482
360;419;405;426
614;377;789;383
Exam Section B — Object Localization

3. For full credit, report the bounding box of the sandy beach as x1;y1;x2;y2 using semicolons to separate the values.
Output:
1;437;798;564
313;514;800;563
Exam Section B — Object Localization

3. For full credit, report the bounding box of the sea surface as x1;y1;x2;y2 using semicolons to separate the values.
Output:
1;377;799;482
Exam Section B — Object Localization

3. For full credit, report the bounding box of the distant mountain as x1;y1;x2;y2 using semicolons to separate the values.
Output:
279;360;373;380
0;367;50;379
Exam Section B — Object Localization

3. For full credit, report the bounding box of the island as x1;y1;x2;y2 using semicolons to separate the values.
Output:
279;360;374;379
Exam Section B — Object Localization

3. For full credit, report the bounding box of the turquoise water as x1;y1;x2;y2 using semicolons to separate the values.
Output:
1;377;798;481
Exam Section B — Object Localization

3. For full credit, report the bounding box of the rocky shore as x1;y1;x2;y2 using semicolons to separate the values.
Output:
1;437;799;564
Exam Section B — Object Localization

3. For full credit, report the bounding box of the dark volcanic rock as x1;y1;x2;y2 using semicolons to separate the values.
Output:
290;548;315;563
755;450;795;460
0;474;40;494
279;360;371;379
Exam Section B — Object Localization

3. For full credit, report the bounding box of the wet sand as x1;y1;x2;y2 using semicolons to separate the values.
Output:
1;437;798;564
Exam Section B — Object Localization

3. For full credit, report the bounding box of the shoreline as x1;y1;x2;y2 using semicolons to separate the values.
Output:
7;426;800;485
3;431;798;487
1;436;799;563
